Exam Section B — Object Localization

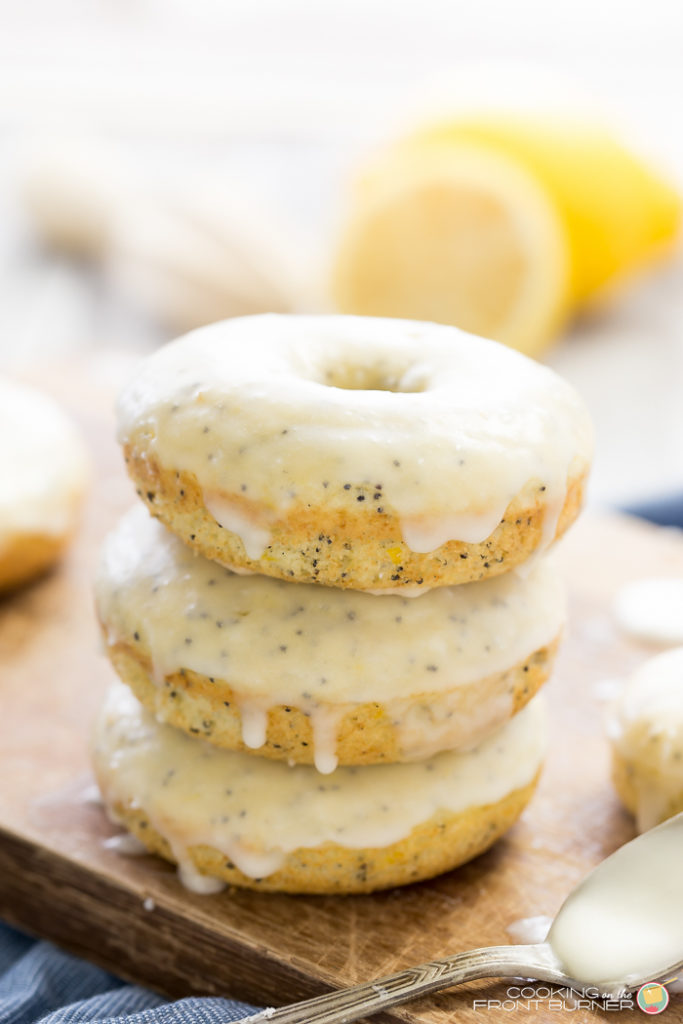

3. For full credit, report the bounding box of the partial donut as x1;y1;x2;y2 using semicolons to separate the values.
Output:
93;681;546;894
116;314;592;591
0;377;88;592
96;506;564;770
609;647;683;832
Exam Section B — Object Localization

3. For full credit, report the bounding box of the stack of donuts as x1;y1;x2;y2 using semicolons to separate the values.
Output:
93;314;592;894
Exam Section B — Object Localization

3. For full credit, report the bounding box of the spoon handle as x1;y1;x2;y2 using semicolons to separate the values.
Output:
238;943;561;1024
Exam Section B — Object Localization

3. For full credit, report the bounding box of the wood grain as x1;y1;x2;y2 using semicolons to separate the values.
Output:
0;357;682;1022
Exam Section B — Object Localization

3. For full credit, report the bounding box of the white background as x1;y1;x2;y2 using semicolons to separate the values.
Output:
1;0;682;508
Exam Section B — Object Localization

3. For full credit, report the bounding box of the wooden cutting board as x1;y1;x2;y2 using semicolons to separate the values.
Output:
0;357;681;1023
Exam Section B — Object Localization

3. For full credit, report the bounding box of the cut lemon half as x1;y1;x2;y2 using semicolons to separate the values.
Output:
332;142;571;357
412;118;681;305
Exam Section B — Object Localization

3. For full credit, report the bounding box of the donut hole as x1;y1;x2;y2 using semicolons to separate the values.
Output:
321;360;428;393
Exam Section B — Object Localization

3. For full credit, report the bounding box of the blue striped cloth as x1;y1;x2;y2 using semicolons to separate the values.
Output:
0;922;260;1024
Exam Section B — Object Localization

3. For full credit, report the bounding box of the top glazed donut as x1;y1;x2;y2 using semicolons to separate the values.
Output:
117;314;592;591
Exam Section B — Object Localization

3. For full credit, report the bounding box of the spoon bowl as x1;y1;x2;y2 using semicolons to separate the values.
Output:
547;811;683;993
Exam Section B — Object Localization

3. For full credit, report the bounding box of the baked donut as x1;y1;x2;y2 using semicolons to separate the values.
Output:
0;377;88;592
609;647;683;832
96;506;564;771
93;680;546;894
116;314;592;591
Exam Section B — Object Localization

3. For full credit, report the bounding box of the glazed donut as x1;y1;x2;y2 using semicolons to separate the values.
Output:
609;647;683;832
117;314;592;591
0;377;88;591
96;506;564;771
93;680;546;894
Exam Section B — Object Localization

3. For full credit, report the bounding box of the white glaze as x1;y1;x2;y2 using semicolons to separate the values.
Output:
93;682;546;885
548;814;683;987
203;493;272;561
593;677;624;704
177;861;226;895
116;314;592;557
614;578;683;647
608;647;683;832
81;783;104;806
399;506;511;552
102;833;148;856
309;706;346;774
0;377;88;546
505;915;552;945
239;704;269;750
96;506;565;763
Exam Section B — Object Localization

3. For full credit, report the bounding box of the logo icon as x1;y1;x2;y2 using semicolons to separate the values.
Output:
637;983;670;1014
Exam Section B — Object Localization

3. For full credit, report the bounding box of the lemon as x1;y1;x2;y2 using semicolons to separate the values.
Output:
416;118;681;304
333;141;570;356
332;117;681;357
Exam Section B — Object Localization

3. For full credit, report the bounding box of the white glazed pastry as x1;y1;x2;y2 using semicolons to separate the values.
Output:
613;578;683;647
96;506;564;771
93;680;547;894
608;647;683;831
117;313;592;590
0;377;88;591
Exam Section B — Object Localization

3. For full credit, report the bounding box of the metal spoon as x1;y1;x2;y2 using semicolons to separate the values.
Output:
240;813;683;1024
